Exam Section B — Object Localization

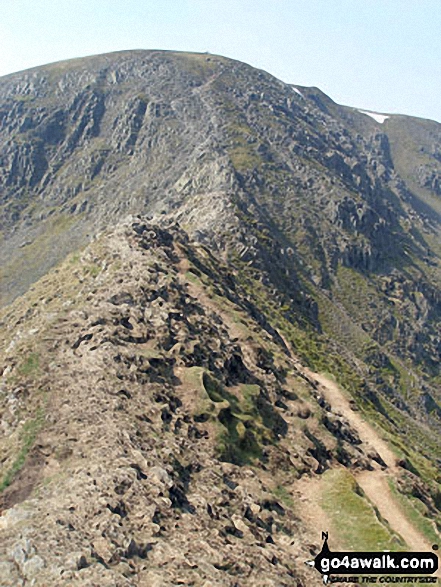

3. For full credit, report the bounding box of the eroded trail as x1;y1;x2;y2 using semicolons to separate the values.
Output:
357;470;431;553
305;371;396;468
177;262;438;575
302;369;439;576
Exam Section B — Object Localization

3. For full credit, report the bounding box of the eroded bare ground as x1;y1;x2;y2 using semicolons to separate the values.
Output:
313;375;432;550
293;371;441;581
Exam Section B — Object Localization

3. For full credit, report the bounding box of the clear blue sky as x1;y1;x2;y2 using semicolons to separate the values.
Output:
1;0;440;122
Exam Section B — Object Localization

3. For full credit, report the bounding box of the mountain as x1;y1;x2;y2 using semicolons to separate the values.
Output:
0;50;440;585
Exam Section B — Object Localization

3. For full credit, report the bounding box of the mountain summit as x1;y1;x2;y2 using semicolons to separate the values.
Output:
0;51;440;585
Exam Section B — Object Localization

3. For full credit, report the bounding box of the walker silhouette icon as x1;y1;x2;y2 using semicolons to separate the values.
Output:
305;532;332;584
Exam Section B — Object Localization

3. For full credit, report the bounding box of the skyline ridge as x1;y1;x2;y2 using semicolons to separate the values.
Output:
1;47;439;124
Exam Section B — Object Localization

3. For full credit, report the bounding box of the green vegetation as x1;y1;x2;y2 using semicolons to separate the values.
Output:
0;413;44;492
18;352;40;377
182;366;284;465
1;54;441;559
185;269;204;285
2;213;82;306
69;253;81;265
172;51;221;78
370;398;440;487
388;479;441;545
320;469;406;551
216;409;264;465
229;250;440;489
84;263;101;278
386;116;441;218
273;484;295;508
238;383;261;411
12;94;35;103
136;346;164;360
181;199;441;493
229;144;262;173
232;259;365;394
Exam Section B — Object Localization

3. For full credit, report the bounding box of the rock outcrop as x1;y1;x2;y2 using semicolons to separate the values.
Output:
1;51;441;585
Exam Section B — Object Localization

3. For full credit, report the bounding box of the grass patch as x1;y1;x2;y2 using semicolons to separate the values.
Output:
229;145;262;172
182;367;224;420
137;346;164;360
185;269;203;285
388;478;441;545
238;383;261;411
18;352;40;377
203;373;239;407
320;469;405;551
273;484;295;508
85;263;101;277
2;213;82;306
182;366;206;391
69;253;81;265
0;413;44;492
216;412;263;465
172;51;221;78
181;367;279;465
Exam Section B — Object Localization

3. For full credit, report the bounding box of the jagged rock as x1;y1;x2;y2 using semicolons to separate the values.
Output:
321;414;361;445
10;538;35;565
149;466;173;488
1;49;441;587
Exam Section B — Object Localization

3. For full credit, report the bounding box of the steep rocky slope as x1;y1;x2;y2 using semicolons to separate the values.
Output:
1;51;441;584
1;220;439;585
1;52;441;398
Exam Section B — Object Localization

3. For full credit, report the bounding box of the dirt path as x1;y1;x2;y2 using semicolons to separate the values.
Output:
176;263;439;574
357;469;432;553
303;370;397;468
294;473;334;544
299;370;440;578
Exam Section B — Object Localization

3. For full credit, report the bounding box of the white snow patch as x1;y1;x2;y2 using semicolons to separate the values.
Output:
358;110;390;124
292;87;304;98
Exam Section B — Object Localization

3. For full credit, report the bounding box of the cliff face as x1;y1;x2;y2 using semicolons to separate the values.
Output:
0;51;440;585
0;51;244;297
1;51;439;287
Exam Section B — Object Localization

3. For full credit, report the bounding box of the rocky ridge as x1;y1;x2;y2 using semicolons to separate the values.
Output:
1;52;441;424
0;219;402;586
1;50;441;584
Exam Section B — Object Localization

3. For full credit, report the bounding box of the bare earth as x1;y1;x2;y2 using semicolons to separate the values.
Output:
175;264;439;580
299;369;440;580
